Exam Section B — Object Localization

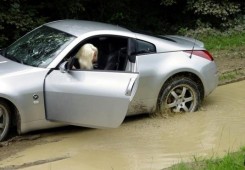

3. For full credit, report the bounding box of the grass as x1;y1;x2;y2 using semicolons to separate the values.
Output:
169;147;245;170
219;68;245;85
198;32;245;51
197;30;245;84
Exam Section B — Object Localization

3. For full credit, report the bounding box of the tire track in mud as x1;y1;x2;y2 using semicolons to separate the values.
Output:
0;156;69;170
0;134;65;162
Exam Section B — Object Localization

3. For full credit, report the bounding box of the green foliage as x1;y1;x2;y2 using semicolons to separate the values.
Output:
204;151;245;170
171;148;245;170
161;0;177;6
186;0;242;28
0;0;244;47
0;0;46;46
0;0;85;47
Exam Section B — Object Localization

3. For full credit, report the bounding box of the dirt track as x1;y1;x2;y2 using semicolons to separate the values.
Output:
0;80;244;170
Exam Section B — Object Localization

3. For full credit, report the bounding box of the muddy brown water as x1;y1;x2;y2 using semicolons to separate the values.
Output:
0;81;245;170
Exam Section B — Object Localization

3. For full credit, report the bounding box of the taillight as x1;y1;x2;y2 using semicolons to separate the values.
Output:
185;50;214;61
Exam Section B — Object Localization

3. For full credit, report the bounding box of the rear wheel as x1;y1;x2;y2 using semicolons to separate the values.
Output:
0;101;11;142
158;77;201;113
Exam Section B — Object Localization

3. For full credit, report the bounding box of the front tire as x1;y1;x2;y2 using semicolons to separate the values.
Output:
158;77;201;113
0;101;11;142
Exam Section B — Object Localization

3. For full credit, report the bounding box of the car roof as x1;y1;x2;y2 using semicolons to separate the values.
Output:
45;20;132;37
44;20;204;52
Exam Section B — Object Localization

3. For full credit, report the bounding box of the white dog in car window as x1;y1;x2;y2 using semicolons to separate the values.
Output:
76;43;98;70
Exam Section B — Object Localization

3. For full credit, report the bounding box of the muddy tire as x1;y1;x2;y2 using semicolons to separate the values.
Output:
158;77;201;113
0;101;11;142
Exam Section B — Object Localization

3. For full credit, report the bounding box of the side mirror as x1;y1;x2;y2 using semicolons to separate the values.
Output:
59;61;68;73
59;57;75;73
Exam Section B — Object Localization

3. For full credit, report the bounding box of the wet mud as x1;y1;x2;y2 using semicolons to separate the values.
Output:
0;81;244;170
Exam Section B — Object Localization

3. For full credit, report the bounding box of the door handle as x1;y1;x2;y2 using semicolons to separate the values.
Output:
126;78;136;96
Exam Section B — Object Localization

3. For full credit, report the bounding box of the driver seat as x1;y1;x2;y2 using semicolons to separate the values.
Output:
104;47;127;71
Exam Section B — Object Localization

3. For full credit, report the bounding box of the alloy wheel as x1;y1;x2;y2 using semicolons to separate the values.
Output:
0;106;9;141
165;84;197;112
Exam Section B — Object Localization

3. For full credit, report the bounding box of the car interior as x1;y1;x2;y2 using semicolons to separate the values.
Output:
64;36;129;72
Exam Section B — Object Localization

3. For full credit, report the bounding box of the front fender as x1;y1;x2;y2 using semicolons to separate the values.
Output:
0;68;50;129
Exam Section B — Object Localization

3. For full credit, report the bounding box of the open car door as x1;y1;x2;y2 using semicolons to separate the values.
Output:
45;69;138;128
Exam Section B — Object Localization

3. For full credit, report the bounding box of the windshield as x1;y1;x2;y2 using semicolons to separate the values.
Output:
4;26;75;67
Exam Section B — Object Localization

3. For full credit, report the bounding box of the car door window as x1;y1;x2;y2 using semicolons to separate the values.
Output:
62;36;130;72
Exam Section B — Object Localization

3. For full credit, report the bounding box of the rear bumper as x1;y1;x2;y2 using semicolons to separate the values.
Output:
201;61;219;97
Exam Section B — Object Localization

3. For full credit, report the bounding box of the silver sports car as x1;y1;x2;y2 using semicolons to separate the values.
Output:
0;20;218;141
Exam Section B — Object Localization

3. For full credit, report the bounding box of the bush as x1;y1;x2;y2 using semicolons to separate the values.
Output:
0;0;244;47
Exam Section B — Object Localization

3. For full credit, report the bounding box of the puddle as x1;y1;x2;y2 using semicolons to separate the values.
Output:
0;81;245;170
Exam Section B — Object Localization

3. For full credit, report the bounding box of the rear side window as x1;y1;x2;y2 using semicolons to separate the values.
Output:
136;40;156;55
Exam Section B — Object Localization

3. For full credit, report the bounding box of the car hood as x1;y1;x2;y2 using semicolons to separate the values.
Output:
0;55;34;76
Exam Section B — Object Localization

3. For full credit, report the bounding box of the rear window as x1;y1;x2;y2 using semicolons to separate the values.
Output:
136;40;156;55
